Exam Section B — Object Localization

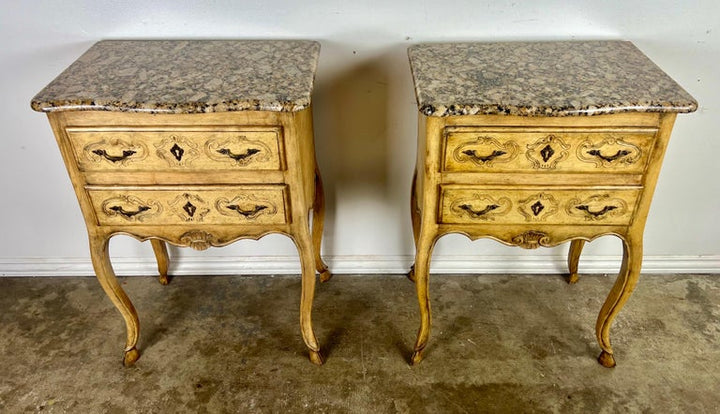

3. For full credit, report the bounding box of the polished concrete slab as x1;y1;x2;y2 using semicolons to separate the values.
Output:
1;273;719;413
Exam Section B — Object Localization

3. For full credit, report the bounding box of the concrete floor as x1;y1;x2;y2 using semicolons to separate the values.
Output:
0;273;719;413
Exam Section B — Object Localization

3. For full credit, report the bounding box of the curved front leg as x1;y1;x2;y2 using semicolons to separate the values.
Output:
567;240;586;284
294;229;324;365
596;237;642;368
150;239;170;285
89;235;140;366
312;167;332;283
410;230;438;365
408;170;420;283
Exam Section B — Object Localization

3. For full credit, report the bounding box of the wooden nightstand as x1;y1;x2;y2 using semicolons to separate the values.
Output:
407;41;697;367
32;40;330;366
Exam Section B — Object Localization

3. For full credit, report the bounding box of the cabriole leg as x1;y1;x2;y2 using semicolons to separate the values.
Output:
150;239;170;285
596;237;642;368
89;234;140;366
410;231;437;365
312;168;332;283
408;170;420;283
567;239;586;284
294;227;324;365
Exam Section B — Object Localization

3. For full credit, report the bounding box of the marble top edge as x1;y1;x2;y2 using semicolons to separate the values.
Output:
31;39;320;114
408;40;698;117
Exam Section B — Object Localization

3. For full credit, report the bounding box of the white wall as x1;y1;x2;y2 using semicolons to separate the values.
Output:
1;0;718;276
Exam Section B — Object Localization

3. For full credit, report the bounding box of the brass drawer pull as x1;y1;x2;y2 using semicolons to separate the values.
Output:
91;149;137;163
108;205;151;218
461;149;507;163
575;204;617;218
216;147;261;161
459;203;499;218
225;204;268;218
586;149;630;163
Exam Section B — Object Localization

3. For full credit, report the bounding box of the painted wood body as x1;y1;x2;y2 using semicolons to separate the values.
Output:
46;108;330;366
409;111;679;367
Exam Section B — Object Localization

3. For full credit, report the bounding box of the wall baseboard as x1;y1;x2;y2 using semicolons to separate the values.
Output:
1;255;717;277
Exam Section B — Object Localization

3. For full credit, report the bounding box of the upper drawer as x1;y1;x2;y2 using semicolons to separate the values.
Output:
442;127;657;174
65;126;284;172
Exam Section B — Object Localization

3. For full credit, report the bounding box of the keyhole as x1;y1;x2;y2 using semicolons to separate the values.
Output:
531;201;545;216
183;201;196;217
170;144;184;161
540;145;555;162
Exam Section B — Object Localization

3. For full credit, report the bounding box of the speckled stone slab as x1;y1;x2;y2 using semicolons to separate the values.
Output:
31;40;320;113
408;41;697;117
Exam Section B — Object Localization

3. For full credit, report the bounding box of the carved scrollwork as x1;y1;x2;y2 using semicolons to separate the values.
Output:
101;195;162;222
453;136;519;167
511;230;551;249
168;193;210;222
517;193;559;222
576;137;642;168
179;230;218;251
566;194;628;221
205;135;271;166
84;138;148;166
155;135;200;166
525;135;570;169
450;194;512;221
215;194;278;221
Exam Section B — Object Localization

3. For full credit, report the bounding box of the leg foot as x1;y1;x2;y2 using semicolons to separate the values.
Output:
568;273;579;284
309;350;324;365
319;268;332;283
597;350;616;368
158;274;169;286
407;264;416;283
410;349;424;366
123;346;140;367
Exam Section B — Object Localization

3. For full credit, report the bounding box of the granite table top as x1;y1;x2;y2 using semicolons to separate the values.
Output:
31;40;320;114
408;41;697;117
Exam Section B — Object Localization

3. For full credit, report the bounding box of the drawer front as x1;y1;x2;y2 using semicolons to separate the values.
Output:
440;186;641;225
87;186;289;226
443;127;656;173
67;127;283;172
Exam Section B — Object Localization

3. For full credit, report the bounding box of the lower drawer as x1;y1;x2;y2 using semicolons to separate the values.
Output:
440;186;641;225
87;185;289;226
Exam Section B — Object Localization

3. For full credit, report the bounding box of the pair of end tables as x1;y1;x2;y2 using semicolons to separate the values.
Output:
32;40;696;368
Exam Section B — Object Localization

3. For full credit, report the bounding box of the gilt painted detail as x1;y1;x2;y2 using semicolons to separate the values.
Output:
168;193;210;222
526;135;570;169
179;230;217;251
517;193;558;222
84;138;147;166
577;137;642;168
216;194;278;221
155;135;200;167
100;195;161;222
511;230;551;249
205;136;271;166
450;194;512;221
566;194;628;221
452;136;519;167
